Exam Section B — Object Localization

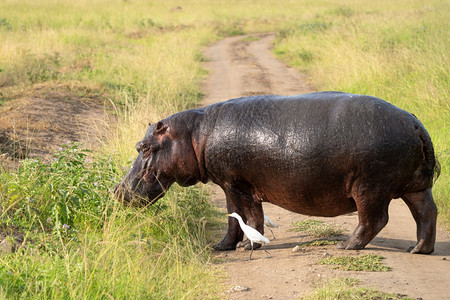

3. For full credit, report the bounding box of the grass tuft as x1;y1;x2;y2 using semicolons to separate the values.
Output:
319;254;392;272
290;219;344;238
302;278;413;300
300;240;339;247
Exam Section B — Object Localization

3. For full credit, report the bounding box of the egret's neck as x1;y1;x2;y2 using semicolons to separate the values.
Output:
235;216;245;228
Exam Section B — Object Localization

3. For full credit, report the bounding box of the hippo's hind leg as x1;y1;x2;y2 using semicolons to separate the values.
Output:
402;188;437;254
339;193;390;251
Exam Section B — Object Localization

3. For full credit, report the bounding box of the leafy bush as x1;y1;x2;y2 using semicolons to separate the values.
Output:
0;142;120;234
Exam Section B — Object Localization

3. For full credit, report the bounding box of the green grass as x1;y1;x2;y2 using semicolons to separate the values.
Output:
291;220;344;238
0;143;224;298
240;35;261;42
300;240;339;247
302;278;413;300
0;0;448;298
319;254;392;272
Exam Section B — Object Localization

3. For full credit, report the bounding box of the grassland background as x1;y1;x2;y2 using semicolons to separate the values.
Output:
0;0;448;298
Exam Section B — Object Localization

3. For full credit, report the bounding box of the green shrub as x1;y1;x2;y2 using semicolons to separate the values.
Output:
0;142;119;234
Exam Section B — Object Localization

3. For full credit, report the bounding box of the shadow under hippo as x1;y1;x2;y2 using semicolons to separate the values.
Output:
115;91;439;254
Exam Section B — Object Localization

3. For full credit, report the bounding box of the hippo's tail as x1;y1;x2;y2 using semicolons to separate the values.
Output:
418;124;440;186
434;159;441;183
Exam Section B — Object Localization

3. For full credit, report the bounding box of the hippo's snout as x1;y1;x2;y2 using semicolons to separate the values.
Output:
114;175;168;206
114;182;132;203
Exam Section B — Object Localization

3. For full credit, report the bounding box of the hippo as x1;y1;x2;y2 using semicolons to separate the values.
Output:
115;91;439;254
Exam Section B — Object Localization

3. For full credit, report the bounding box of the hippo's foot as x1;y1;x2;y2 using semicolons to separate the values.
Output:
234;239;262;250
245;242;261;251
337;241;346;249
245;242;262;251
337;240;365;250
213;241;237;251
407;243;434;254
236;239;249;248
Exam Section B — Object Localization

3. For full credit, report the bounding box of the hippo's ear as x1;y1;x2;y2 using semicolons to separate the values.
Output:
155;121;168;134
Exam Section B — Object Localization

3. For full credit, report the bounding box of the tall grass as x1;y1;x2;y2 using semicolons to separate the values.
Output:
0;144;223;298
1;0;448;298
1;1;228;298
273;0;449;226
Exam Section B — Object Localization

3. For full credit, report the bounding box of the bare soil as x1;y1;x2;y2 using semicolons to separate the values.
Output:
201;34;450;300
0;83;113;167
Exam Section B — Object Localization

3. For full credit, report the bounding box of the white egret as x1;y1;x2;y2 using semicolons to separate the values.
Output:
264;214;279;239
227;212;270;260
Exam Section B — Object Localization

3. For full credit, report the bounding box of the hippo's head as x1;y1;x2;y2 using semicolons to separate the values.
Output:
114;112;203;205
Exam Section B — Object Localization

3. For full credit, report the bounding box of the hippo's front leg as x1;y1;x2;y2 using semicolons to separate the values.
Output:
213;185;266;251
241;199;264;250
213;188;245;250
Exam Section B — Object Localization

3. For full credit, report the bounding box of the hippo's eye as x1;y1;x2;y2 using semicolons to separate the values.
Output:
136;141;151;154
142;144;150;151
141;142;161;158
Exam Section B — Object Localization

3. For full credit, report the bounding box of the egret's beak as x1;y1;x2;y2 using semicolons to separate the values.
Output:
226;214;231;217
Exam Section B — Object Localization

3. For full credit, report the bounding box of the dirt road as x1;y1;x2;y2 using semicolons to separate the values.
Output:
201;34;450;299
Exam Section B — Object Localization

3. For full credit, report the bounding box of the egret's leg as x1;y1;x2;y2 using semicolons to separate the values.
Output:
266;226;275;239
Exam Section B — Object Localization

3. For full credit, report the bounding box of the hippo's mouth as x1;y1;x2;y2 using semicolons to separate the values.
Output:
143;169;156;184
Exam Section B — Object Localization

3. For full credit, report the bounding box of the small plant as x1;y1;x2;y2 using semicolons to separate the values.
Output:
240;36;260;42
24;52;61;83
319;254;392;271
302;278;412;300
138;18;156;29
331;6;354;17
290;219;343;238
298;49;314;63
216;20;245;37
300;239;339;247
0;18;12;30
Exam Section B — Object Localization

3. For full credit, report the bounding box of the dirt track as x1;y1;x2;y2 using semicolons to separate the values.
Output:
201;34;450;299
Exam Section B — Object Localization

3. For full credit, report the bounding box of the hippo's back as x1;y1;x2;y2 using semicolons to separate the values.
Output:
202;92;433;215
